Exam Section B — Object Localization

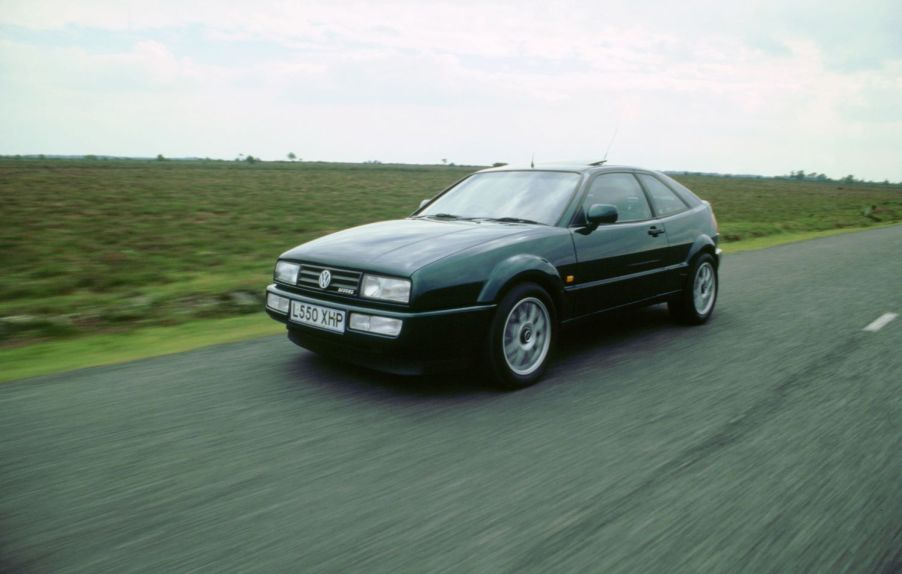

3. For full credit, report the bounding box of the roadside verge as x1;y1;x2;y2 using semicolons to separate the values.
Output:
1;314;281;383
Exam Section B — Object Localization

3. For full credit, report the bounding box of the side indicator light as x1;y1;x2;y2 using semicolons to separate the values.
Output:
565;275;575;284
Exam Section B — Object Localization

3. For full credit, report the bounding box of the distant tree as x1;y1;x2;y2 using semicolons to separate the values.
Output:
156;154;165;161
816;173;828;181
841;174;856;184
287;152;297;162
792;170;805;180
245;155;257;164
441;158;448;165
492;162;507;167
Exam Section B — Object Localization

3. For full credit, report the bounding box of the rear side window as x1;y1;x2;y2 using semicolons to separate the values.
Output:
656;173;702;207
637;174;688;217
582;173;652;222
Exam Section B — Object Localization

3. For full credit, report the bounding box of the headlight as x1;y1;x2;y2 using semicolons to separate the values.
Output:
274;261;300;284
361;274;411;303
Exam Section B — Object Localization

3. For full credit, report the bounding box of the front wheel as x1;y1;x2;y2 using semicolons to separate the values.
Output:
668;253;718;324
485;283;556;390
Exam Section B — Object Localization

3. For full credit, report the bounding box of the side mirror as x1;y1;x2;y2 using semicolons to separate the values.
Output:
586;203;618;226
418;198;431;210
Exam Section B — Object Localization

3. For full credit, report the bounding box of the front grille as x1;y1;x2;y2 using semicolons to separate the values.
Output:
298;264;362;296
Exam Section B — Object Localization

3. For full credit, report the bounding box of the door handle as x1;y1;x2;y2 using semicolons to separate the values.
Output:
648;226;665;237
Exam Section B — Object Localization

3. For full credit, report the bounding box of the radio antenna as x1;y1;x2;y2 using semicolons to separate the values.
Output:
590;121;619;166
530;153;535;168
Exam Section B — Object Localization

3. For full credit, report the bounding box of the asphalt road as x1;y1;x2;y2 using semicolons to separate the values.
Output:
2;226;901;573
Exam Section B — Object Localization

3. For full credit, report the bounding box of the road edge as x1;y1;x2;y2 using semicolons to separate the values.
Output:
0;314;283;383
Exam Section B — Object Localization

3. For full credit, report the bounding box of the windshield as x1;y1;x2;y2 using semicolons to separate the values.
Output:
417;171;581;225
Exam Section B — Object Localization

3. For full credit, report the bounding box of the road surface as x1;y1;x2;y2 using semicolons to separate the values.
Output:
2;226;901;573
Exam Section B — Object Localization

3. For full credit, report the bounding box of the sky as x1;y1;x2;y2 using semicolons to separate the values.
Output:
1;0;900;180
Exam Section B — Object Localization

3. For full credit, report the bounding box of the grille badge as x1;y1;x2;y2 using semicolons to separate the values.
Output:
318;270;332;289
299;264;360;295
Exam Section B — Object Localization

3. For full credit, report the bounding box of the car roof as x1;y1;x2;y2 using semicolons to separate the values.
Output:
477;162;658;175
468;162;704;208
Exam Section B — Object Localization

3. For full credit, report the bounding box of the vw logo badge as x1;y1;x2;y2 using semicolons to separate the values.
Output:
318;270;332;289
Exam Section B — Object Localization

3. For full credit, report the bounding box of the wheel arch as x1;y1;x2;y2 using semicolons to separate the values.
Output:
686;235;719;267
477;255;565;317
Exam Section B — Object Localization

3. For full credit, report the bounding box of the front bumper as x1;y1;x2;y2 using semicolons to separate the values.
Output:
265;284;495;375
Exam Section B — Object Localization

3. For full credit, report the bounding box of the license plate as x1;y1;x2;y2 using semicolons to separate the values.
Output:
290;301;346;333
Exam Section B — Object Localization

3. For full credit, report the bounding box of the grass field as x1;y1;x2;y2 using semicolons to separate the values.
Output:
2;158;901;352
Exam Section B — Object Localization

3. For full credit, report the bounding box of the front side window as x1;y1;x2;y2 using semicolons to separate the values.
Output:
637;174;688;217
418;171;581;225
582;173;651;223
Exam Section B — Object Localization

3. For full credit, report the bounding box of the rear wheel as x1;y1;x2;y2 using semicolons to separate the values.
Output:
668;253;718;324
486;283;556;390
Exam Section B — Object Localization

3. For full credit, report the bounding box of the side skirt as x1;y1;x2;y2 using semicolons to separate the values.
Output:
559;290;683;328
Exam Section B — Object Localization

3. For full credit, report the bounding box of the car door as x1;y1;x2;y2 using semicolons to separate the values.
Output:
569;172;670;315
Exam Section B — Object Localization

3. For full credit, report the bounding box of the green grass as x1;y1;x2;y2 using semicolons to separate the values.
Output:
1;158;900;356
677;175;901;242
0;159;473;343
718;222;901;253
0;314;283;383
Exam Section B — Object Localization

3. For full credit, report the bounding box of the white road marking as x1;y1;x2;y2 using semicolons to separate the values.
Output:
863;312;898;332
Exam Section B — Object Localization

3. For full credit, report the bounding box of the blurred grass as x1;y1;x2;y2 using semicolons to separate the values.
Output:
0;159;472;344
1;158;900;352
0;314;281;383
717;223;901;253
678;175;902;242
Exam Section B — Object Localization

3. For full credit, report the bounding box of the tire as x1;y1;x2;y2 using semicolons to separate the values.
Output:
668;253;718;325
485;282;556;390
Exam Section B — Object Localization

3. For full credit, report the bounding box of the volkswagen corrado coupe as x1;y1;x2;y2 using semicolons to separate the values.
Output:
265;163;721;389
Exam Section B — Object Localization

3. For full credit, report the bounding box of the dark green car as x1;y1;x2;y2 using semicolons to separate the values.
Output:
266;163;721;389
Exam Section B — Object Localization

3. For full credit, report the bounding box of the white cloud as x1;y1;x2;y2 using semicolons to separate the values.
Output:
1;0;900;179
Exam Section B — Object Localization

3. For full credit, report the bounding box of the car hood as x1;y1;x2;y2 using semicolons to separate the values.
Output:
280;218;536;275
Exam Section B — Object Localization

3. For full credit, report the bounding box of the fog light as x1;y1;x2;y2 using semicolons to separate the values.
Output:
350;313;371;331
349;313;403;337
267;293;290;313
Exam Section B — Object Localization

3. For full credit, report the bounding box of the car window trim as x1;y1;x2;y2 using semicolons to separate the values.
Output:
568;170;657;227
635;172;690;218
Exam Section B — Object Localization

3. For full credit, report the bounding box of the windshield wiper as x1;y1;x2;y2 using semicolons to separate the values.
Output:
480;216;544;225
416;214;540;224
